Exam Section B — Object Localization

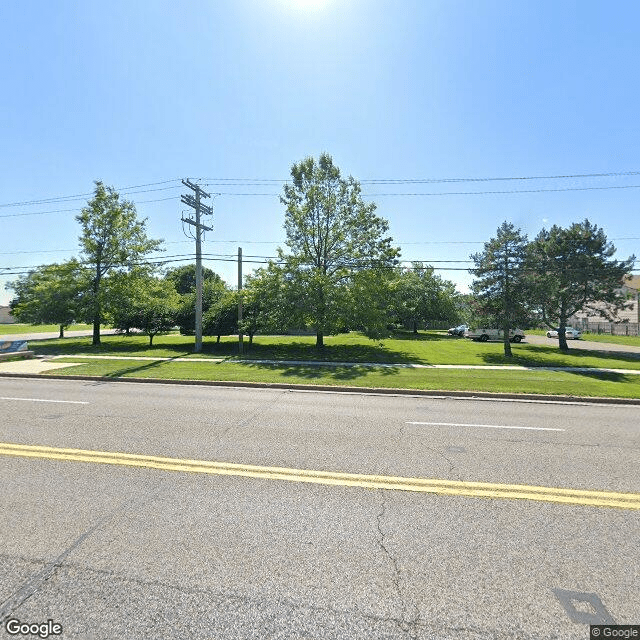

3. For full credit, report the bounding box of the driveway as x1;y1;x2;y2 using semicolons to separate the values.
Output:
525;333;640;356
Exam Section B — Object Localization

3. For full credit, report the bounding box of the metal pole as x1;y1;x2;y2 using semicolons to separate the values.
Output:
180;179;212;355
238;247;243;354
194;188;203;353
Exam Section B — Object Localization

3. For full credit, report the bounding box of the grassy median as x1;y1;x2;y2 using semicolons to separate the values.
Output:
29;331;640;370
20;330;639;398
47;357;640;398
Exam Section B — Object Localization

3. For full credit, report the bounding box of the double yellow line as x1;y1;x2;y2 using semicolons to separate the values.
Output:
1;441;639;511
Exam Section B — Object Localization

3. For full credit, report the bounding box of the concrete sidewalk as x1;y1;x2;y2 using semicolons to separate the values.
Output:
0;359;82;374
1;354;639;376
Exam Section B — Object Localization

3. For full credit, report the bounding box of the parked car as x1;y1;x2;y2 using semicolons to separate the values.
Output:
464;328;525;342
447;324;468;337
546;327;582;339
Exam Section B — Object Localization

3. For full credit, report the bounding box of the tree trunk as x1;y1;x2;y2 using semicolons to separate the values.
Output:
503;325;512;358
92;267;101;346
413;320;418;334
149;334;154;346
558;305;569;351
59;325;64;339
92;317;101;346
249;332;254;346
316;331;324;348
217;335;221;344
558;326;569;351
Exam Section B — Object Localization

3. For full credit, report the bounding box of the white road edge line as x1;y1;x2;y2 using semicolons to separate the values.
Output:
287;388;627;407
406;421;565;431
0;397;88;405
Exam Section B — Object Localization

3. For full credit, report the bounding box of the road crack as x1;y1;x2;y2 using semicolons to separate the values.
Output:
0;488;161;623
376;491;421;639
401;422;460;480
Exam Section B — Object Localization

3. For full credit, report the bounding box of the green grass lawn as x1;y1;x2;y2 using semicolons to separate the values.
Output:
0;323;95;335
579;333;640;347
49;357;640;399
29;330;640;370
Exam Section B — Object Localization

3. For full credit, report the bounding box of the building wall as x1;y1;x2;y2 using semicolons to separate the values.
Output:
570;275;639;324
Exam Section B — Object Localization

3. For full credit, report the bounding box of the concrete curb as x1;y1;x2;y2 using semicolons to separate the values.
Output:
1;371;639;405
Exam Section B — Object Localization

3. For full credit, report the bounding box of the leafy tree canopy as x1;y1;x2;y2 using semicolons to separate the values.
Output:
393;264;461;333
77;181;163;345
110;276;180;346
528;219;635;350
279;153;400;347
164;264;223;295
471;222;530;357
7;260;83;337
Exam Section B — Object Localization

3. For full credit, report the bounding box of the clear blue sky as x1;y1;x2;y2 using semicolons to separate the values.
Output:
1;0;639;306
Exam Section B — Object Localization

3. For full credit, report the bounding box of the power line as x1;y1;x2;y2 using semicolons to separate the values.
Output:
360;170;640;184
2;251;636;277
203;170;640;184
208;184;640;197
0;180;181;209
0;196;179;219
365;184;640;196
2;238;636;258
2;170;640;210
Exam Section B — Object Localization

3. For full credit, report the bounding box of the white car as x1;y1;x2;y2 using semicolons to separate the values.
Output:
447;324;468;337
546;327;582;339
464;328;525;343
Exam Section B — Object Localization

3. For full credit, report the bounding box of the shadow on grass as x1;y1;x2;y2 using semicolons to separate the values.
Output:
480;344;639;380
385;330;445;342
32;336;192;358
227;341;424;365
242;361;401;381
561;370;631;383
103;355;186;378
31;333;427;364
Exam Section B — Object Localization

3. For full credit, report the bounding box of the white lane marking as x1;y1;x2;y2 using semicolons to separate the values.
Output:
406;421;564;432
0;397;88;405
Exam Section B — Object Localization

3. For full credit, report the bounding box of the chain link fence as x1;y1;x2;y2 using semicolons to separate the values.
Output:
573;319;640;336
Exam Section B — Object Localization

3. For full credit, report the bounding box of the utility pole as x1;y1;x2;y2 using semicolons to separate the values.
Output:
238;247;243;355
181;179;213;353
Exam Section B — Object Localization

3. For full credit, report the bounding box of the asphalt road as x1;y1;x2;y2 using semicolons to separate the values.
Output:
0;378;638;639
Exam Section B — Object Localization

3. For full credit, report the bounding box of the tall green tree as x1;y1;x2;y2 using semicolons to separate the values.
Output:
77;181;163;345
164;264;222;295
241;263;297;342
280;153;400;347
203;290;238;344
7;260;83;338
393;264;460;333
174;277;228;335
471;222;530;357
345;267;398;339
528;220;635;350
110;278;180;346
